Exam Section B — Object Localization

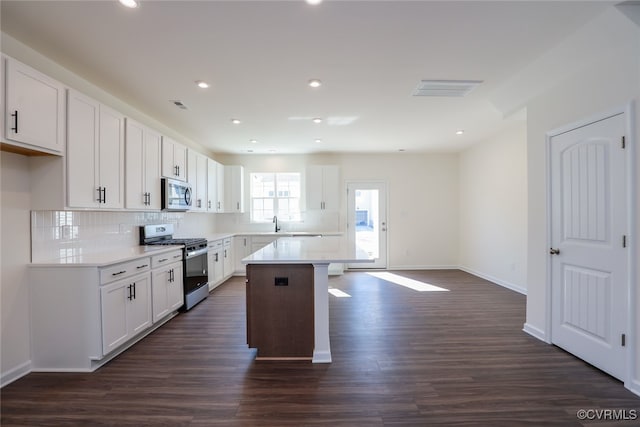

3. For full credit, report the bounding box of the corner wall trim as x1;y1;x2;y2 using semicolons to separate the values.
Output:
1;360;31;388
523;323;549;343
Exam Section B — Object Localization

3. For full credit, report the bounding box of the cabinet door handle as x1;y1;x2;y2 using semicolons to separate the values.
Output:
215;253;219;262
132;282;136;299
237;202;240;210
102;187;107;204
112;270;127;276
173;254;182;260
158;258;168;263
97;187;103;203
147;193;151;205
217;201;221;210
136;264;148;269
224;249;227;258
11;110;18;133
127;284;133;300
208;200;212;209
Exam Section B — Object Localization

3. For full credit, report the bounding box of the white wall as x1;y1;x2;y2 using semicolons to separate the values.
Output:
217;152;460;269
521;8;640;394
1;152;33;385
459;122;527;293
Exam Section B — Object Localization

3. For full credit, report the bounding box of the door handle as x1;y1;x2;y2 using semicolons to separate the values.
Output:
549;248;560;255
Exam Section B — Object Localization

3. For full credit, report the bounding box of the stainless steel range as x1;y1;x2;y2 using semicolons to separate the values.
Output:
140;224;209;311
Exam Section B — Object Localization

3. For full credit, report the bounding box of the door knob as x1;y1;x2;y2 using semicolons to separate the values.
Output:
549;248;560;255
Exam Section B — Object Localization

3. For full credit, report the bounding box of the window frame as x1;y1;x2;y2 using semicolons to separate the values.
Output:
249;172;302;223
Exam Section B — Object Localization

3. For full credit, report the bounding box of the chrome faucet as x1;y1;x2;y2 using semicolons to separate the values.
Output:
273;215;281;232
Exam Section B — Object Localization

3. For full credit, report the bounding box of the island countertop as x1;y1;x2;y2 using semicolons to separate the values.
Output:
241;235;373;265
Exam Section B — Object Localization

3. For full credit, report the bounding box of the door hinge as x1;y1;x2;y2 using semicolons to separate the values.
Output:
623;235;627;248
622;136;626;149
621;334;626;347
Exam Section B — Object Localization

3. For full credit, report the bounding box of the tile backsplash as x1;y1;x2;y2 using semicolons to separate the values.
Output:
30;209;339;262
30;210;215;262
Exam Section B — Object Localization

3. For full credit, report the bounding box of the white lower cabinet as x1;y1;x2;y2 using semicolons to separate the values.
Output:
233;236;250;275
208;239;225;291
151;251;184;322
223;238;233;279
29;249;181;372
101;272;151;355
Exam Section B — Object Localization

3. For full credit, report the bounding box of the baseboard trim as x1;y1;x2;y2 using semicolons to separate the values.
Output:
1;360;31;388
458;266;527;295
386;265;459;270
523;322;549;343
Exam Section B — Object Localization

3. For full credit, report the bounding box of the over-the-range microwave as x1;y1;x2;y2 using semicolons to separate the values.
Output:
161;178;192;211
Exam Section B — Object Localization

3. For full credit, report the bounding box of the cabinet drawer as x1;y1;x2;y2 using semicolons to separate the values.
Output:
208;240;223;250
152;250;183;268
223;238;232;247
100;258;151;284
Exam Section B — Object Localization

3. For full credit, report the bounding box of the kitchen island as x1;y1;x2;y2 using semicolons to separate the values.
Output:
242;235;373;363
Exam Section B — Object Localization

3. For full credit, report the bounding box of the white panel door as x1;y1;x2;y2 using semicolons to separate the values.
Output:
66;90;99;208
347;182;387;269
5;57;65;153
98;105;124;209
550;113;628;380
144;128;162;210
125;119;146;210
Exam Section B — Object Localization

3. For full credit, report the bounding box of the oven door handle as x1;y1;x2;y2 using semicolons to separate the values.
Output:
186;248;208;258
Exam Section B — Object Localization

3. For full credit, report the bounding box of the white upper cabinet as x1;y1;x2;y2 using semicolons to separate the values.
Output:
187;149;208;211
207;158;224;212
161;136;187;181
4;56;65;155
224;165;244;213
216;160;225;212
67;89;124;209
125;119;161;210
306;165;340;211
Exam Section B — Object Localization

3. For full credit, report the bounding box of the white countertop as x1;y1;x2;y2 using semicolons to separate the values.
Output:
241;235;374;265
231;231;343;237
30;245;183;267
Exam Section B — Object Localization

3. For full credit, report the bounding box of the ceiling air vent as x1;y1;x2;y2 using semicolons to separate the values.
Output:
412;80;483;97
170;100;188;110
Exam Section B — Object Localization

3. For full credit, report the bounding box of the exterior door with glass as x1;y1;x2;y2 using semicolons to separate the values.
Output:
347;182;387;269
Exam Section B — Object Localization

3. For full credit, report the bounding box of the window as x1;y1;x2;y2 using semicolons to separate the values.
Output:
250;172;301;222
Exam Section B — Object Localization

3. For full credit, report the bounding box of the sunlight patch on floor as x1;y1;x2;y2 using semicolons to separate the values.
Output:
328;288;352;298
367;272;450;292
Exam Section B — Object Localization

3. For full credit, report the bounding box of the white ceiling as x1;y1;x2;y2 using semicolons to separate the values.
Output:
1;1;613;154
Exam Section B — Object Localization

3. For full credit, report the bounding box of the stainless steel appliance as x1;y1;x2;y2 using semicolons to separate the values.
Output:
161;178;192;211
140;224;209;311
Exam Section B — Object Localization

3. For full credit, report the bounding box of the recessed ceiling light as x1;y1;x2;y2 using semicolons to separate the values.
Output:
314;139;322;143
398;149;406;152
305;0;323;5
119;0;139;8
312;118;323;124
231;118;241;125
456;130;465;135
250;139;258;144
308;79;322;88
195;81;209;89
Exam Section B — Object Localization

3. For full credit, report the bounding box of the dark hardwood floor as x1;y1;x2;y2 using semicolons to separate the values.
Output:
2;270;638;426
